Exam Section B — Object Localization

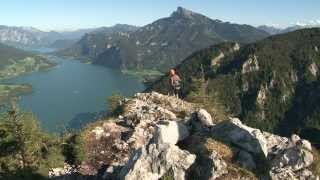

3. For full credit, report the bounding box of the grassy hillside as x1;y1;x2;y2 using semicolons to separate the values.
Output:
0;42;55;103
149;28;320;146
0;43;33;68
0;43;56;79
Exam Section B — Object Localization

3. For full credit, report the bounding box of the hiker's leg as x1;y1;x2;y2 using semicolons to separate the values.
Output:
173;88;177;97
175;89;180;98
178;89;182;98
172;88;176;96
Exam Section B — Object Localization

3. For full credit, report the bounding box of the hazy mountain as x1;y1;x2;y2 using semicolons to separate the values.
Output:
257;25;282;35
57;24;140;60
281;25;306;34
0;26;61;48
149;28;320;145
49;39;78;50
0;26;102;48
258;23;320;35
57;28;110;40
59;7;269;72
91;24;139;34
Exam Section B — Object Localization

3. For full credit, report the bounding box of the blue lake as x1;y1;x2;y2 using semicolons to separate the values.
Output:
6;54;145;132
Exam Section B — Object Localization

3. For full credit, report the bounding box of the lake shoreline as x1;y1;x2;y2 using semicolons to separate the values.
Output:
6;54;145;132
0;83;33;104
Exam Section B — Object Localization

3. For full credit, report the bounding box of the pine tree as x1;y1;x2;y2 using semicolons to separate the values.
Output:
0;102;64;179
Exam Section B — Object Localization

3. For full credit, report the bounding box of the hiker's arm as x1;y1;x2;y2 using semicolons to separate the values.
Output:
177;75;181;81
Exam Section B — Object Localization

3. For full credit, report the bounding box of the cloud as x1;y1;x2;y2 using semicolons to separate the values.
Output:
308;20;320;26
295;21;306;26
265;23;282;28
293;20;320;27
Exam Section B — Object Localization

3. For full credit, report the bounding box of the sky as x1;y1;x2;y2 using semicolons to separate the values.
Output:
0;0;319;31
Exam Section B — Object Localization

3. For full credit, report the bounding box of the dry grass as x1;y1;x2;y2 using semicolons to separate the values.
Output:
224;164;258;180
203;102;229;123
205;138;259;179
81;124;131;173
180;135;258;179
205;138;234;162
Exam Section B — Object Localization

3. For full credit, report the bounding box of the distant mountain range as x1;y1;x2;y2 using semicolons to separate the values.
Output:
0;25;103;48
258;23;320;35
58;7;269;72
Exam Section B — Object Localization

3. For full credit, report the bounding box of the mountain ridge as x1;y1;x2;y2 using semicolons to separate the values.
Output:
0;25;119;48
59;7;269;72
258;24;320;35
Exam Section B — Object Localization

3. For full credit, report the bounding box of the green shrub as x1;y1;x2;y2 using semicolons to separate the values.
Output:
107;92;124;116
160;168;175;180
0;107;64;179
62;133;86;166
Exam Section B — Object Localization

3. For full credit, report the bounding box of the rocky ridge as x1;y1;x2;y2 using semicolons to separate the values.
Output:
49;92;319;180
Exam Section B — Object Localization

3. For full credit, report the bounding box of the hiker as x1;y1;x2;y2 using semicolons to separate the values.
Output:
170;68;182;98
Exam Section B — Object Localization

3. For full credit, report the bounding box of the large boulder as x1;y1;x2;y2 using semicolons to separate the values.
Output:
153;121;189;145
120;143;196;180
209;118;317;179
210;118;268;156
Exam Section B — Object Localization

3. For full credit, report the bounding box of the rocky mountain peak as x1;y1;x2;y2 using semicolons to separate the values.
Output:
171;6;196;19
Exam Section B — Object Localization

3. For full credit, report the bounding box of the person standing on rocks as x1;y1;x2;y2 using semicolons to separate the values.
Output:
169;68;182;98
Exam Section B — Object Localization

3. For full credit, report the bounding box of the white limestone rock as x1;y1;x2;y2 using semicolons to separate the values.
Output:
120;143;196;180
153;121;189;145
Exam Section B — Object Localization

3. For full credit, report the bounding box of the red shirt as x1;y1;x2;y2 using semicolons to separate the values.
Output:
170;74;181;86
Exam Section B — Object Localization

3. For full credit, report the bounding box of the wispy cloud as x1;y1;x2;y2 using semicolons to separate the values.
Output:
265;23;282;28
295;21;306;26
294;20;320;27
